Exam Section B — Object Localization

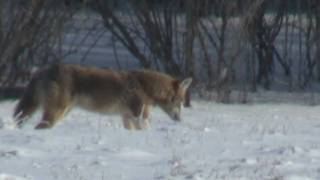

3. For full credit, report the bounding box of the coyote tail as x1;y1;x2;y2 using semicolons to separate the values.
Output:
13;77;39;125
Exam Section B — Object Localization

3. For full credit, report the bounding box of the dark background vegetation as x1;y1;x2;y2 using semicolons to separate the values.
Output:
1;0;320;103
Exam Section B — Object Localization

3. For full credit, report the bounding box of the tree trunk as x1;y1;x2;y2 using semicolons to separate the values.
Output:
183;0;199;107
184;0;197;79
315;3;320;81
0;0;2;42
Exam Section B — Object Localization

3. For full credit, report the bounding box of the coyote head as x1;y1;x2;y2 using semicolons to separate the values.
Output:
159;78;192;122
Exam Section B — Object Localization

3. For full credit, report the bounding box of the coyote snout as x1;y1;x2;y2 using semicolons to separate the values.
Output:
167;107;181;122
13;64;192;130
159;77;192;122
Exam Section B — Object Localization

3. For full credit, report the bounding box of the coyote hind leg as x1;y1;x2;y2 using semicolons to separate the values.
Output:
35;100;71;129
35;108;66;129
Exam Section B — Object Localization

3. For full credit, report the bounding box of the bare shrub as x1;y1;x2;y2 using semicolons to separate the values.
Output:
0;0;72;89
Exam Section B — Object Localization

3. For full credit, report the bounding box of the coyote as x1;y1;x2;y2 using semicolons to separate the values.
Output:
13;64;192;130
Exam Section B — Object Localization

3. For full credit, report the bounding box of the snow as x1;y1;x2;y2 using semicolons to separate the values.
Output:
0;99;320;180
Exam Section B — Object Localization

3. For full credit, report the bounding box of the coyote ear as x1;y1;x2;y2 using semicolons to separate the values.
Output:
179;78;192;91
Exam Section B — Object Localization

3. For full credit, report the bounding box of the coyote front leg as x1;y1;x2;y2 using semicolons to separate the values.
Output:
122;114;137;130
138;104;150;130
122;104;150;130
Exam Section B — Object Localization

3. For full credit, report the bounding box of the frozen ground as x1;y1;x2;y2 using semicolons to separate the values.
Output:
0;96;320;180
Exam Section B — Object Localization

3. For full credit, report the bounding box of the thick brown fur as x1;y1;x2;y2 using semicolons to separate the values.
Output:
13;64;192;130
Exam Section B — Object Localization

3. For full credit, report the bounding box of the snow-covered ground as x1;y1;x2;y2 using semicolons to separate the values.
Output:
1;97;320;180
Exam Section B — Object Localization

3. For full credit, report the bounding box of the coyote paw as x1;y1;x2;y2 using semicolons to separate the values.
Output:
139;118;150;130
35;121;54;129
